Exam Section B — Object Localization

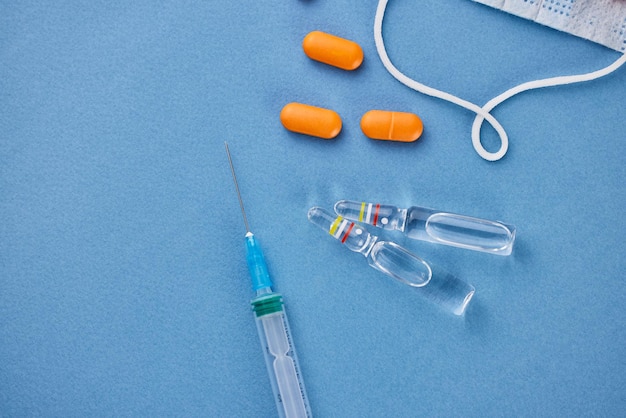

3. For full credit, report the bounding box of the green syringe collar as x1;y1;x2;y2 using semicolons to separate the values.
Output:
251;293;284;317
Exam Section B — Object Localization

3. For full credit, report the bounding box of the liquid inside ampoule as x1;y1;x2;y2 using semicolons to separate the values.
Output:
405;208;515;255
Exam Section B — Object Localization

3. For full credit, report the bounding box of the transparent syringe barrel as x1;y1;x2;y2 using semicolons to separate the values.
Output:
334;200;516;255
251;293;312;418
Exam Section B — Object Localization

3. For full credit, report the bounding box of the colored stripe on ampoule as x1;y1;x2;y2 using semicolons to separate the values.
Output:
373;204;380;226
329;216;355;243
341;222;355;243
359;202;366;222
329;216;343;236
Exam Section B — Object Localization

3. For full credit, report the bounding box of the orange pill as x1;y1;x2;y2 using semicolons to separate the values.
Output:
280;102;342;139
360;110;424;142
302;31;363;71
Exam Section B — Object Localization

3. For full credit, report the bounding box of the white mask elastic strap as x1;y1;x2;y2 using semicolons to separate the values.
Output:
374;0;626;161
471;53;626;151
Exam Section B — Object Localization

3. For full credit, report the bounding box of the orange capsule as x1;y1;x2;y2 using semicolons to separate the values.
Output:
302;31;363;71
360;110;424;142
280;102;342;139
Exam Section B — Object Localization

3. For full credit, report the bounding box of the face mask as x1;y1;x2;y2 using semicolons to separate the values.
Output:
373;0;626;161
474;0;626;52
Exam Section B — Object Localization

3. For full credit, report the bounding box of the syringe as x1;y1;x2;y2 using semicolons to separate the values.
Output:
334;200;516;255
225;143;312;418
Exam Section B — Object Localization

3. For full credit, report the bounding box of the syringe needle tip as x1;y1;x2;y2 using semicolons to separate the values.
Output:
225;142;251;233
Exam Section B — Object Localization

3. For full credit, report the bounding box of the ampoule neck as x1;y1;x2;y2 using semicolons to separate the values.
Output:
336;224;379;258
359;234;378;258
395;208;408;232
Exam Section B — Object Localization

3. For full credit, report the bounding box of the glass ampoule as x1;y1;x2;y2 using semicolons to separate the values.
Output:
334;200;515;256
308;207;475;316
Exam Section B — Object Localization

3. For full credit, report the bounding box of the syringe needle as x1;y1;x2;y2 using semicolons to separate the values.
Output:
224;141;250;233
225;142;270;291
224;142;312;417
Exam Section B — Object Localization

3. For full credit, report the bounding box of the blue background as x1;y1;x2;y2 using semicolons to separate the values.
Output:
1;1;625;416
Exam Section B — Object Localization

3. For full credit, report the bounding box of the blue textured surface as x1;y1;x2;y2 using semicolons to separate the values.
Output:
1;1;625;416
